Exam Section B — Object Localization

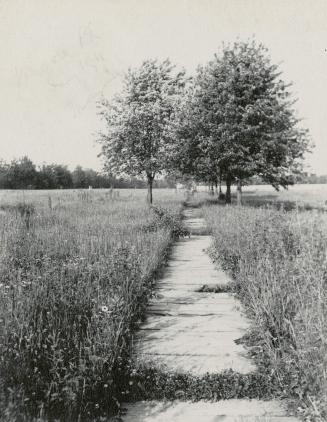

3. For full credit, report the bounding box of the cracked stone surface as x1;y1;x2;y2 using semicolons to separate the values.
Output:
182;208;207;232
132;234;254;374
122;400;300;422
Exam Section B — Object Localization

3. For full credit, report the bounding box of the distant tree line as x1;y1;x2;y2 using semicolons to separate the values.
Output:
296;173;327;184
0;156;174;189
249;173;327;185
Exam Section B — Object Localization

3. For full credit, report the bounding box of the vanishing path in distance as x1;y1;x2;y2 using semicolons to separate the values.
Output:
123;205;299;421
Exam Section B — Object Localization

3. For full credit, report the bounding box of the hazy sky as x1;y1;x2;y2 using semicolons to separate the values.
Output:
0;0;326;174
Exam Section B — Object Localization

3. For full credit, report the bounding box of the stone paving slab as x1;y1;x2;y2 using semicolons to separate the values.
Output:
152;292;236;302
182;208;201;218
159;236;230;288
122;400;300;422
137;312;250;333
132;237;254;374
153;283;228;293
149;292;241;309
181;209;205;230
134;353;253;374
183;217;206;231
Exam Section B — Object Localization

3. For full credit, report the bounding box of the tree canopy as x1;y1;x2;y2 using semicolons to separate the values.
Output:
98;59;186;203
98;40;310;204
171;40;310;202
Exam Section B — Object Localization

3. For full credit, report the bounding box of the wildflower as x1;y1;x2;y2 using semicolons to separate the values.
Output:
101;306;109;313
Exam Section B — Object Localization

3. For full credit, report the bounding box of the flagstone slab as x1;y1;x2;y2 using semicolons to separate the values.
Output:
132;237;254;375
161;236;230;288
133;325;254;373
181;209;206;232
137;312;250;333
122;400;300;422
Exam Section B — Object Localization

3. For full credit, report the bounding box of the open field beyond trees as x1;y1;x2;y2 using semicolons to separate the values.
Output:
241;184;327;211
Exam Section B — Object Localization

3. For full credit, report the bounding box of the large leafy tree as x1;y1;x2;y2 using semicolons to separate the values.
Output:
98;59;185;203
6;156;38;189
169;82;221;190
173;40;310;203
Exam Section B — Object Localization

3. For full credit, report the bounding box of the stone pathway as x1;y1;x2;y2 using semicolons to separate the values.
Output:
123;400;299;422
123;207;300;421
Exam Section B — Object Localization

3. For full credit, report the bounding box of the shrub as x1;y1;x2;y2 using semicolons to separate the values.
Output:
142;205;189;238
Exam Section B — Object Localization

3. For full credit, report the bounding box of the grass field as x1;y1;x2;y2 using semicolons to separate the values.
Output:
242;184;327;211
0;188;185;420
202;193;327;421
0;185;326;421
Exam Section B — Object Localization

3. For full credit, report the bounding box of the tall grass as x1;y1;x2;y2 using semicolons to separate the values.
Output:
203;204;327;421
0;190;184;420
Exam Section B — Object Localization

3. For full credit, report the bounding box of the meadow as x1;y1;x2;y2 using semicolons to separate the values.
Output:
241;183;327;211
0;188;186;420
0;185;326;421
202;192;327;421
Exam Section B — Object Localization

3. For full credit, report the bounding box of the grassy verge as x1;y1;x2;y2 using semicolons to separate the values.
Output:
0;190;185;421
203;203;327;421
122;366;278;402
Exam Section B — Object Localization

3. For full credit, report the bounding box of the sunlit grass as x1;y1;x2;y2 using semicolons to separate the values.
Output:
0;189;185;420
203;203;327;421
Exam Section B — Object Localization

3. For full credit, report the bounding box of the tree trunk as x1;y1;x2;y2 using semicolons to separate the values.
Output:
147;175;153;204
218;180;224;200
214;181;218;196
218;169;224;200
225;175;232;204
236;179;242;206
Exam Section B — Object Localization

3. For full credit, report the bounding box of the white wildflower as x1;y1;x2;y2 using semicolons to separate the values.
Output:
101;306;109;313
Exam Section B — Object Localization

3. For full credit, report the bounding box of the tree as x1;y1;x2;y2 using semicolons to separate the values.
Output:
52;165;72;188
0;160;9;188
37;164;55;189
98;59;186;203
72;165;88;188
6;156;38;189
38;164;72;189
172;40;310;203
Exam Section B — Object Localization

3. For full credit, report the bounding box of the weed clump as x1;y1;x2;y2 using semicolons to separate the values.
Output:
142;205;189;238
195;283;235;293
119;365;278;403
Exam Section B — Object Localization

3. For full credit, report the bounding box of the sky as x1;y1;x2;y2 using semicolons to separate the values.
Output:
0;0;326;174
